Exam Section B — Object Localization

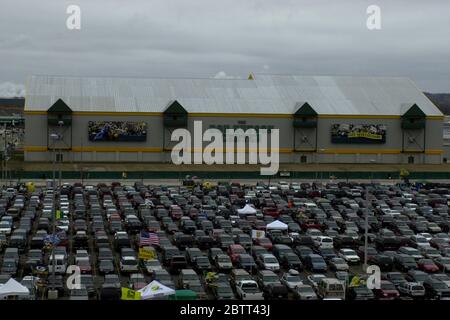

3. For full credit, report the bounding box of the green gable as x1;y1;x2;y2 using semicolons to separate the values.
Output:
294;102;318;117
402;104;425;118
293;102;317;128
164;100;188;127
47;99;72;114
401;104;425;129
164;100;188;115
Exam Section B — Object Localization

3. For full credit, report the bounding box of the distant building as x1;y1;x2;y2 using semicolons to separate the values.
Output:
23;75;444;164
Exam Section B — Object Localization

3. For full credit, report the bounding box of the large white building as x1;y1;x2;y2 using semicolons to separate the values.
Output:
24;74;444;164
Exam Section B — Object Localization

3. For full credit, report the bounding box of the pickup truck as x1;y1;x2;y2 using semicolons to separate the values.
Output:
235;280;264;300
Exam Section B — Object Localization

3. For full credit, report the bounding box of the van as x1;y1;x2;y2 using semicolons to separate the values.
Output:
314;236;334;249
48;254;67;274
317;278;345;300
6;208;20;220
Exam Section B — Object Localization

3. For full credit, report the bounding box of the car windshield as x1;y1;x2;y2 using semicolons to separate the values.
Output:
264;275;279;282
412;285;424;291
217;286;232;294
432;282;447;290
414;273;428;281
297;286;314;293
381;283;396;290
311;257;324;263
264;257;278;264
286;275;301;282
242;283;259;292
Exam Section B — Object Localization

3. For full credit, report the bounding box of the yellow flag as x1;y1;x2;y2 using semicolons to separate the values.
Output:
121;287;141;300
349;276;360;287
139;247;156;260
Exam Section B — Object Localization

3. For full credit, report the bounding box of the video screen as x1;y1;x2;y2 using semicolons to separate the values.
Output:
88;121;147;142
331;124;386;144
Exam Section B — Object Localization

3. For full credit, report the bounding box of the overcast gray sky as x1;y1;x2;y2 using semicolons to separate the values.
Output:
0;0;449;97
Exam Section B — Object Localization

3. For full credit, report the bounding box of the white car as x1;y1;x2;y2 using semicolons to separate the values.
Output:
280;270;303;290
314;236;333;249
329;257;349;271
295;284;318;300
120;256;139;273
235;280;264;300
75;249;90;263
258;254;280;272
307;274;326;289
0;221;12;235
339;249;361;264
419;233;433;241
142;259;163;274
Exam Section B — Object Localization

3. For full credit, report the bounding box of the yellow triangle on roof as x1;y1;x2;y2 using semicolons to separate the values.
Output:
248;73;254;80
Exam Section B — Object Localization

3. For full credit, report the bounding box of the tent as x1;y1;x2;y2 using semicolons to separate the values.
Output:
266;220;288;231
138;280;175;300
237;204;257;215
0;278;30;299
168;290;197;300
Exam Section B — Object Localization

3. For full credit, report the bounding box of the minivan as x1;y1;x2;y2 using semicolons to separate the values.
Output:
317;278;345;300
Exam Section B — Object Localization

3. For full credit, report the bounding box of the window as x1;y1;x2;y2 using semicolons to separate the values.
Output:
408;156;414;164
56;153;63;162
300;155;307;163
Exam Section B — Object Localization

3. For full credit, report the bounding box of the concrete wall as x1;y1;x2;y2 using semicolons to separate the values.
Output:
24;113;443;164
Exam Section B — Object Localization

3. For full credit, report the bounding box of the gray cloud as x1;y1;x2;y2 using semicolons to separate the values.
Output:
0;0;449;96
0;82;25;98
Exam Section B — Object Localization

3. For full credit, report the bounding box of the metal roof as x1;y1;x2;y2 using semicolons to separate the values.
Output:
24;75;443;116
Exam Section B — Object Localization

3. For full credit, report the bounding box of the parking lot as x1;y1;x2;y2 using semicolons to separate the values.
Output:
1;179;450;300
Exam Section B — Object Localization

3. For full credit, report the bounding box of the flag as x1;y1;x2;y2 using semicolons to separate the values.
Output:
140;231;159;246
349;276;361;287
121;287;141;300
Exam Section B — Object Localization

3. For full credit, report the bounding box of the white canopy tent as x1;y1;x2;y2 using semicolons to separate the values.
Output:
138;280;175;300
266;220;288;231
0;278;30;299
237;204;257;215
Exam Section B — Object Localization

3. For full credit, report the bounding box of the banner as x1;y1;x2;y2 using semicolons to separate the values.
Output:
138;247;157;260
251;230;266;239
331;124;386;144
121;287;142;300
88;121;147;142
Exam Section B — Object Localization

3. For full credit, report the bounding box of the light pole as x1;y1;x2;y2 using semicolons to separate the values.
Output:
58;120;64;188
49;132;59;298
363;187;369;271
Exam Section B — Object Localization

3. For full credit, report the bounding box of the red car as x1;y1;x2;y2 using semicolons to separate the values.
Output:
373;280;400;300
77;259;92;274
417;259;440;273
227;244;246;264
263;207;279;218
254;237;273;250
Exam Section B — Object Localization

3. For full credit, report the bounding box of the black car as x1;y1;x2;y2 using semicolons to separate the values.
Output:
192;256;212;272
368;254;394;272
0;259;17;276
236;254;257;274
423;278;450;300
394;254;418;272
98;259;115;274
346;286;375;300
211;283;235;300
280;253;303;271
262;283;289;299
